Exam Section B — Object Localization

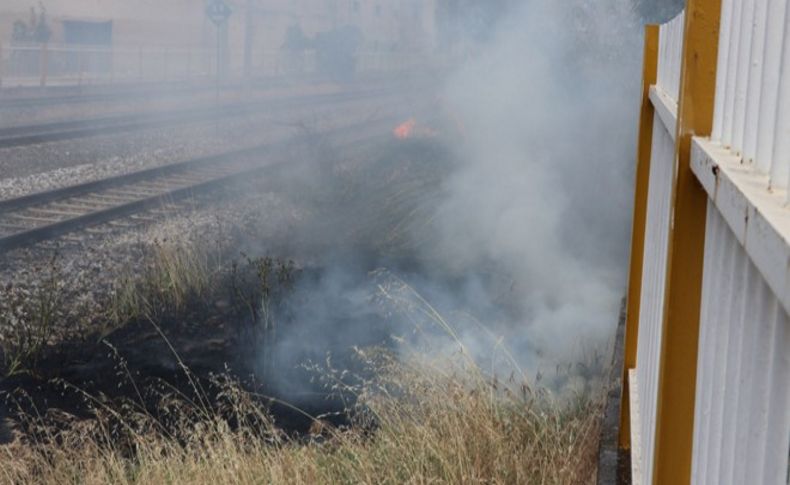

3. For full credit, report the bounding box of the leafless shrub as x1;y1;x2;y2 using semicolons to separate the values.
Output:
0;255;97;376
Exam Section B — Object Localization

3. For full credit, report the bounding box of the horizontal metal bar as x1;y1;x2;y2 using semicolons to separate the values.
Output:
649;85;678;141
691;136;790;316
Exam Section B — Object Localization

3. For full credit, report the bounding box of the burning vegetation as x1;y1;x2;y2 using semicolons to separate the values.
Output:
0;0;655;482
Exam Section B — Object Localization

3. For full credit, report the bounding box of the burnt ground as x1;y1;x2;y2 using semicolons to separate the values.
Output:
0;134;473;444
0;265;391;442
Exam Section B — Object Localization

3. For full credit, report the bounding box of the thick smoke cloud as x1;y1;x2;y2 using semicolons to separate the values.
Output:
257;0;649;399
422;0;643;368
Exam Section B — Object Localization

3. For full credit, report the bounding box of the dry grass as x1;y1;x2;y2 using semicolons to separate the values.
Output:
0;241;604;485
0;344;602;485
0;138;607;482
108;239;218;325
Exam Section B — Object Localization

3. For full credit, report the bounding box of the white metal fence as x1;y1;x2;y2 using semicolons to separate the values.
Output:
633;108;673;485
0;42;427;88
0;43;216;87
690;0;790;482
692;203;790;485
627;3;790;485
656;11;685;103
631;10;684;485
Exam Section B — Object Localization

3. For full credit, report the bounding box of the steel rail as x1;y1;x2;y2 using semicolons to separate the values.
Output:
0;80;264;109
0;119;401;254
0;85;404;148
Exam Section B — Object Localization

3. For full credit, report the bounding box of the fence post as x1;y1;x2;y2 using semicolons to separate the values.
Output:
652;0;722;483
39;43;48;87
78;49;84;86
619;24;659;451
164;48;169;81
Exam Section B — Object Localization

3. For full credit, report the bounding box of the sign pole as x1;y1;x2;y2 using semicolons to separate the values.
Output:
205;0;232;109
216;24;221;106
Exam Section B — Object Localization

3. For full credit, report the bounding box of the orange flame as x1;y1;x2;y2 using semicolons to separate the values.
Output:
394;118;417;139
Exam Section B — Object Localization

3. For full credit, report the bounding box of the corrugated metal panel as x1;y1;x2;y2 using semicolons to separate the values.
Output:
756;0;786;174
743;0;768;163
690;0;790;476
657;10;686;104
631;13;687;484
772;0;790;190
711;0;790;190
635;114;675;485
691;204;790;485
712;0;732;142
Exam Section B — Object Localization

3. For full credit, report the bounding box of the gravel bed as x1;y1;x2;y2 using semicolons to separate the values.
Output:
0;138;367;341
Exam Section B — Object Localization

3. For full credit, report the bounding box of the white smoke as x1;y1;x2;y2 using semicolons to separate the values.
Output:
424;0;644;368
254;0;649;398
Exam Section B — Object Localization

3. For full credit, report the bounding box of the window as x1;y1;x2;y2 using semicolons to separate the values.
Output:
63;20;112;46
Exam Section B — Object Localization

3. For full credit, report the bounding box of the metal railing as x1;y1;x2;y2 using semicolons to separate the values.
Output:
0;42;431;89
621;1;790;484
0;42;216;87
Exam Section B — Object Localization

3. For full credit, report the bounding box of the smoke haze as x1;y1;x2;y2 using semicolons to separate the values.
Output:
251;0;651;402
428;0;642;367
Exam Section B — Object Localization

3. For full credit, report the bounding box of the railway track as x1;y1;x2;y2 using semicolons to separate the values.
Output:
0;80;263;109
0;84;407;149
0;118;400;255
0;75;407;109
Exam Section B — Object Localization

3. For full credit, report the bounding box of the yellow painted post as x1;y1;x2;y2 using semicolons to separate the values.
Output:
619;24;659;450
652;0;721;483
